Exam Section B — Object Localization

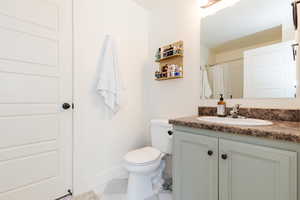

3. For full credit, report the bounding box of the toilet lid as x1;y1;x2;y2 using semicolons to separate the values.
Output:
124;147;161;165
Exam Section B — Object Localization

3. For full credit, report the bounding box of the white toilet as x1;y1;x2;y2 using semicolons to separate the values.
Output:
123;119;173;200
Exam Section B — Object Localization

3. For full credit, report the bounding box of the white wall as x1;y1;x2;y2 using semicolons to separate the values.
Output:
282;23;295;42
73;0;149;194
147;0;202;119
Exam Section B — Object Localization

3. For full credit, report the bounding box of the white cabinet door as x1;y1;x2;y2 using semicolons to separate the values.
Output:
219;139;297;200
173;132;218;200
0;0;73;200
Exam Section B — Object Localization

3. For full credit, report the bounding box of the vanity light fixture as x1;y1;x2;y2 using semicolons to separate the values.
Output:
199;0;221;8
200;0;241;18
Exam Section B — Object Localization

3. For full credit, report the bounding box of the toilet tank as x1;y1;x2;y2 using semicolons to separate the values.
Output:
151;119;173;154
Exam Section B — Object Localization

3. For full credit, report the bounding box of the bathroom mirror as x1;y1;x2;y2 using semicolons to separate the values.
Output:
200;0;297;99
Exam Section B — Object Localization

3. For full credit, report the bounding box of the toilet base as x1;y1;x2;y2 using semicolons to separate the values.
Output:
127;173;154;200
126;160;166;200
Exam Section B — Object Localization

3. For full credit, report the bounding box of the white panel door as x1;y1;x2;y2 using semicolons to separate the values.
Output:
219;139;297;200
0;0;73;200
244;41;296;98
173;131;218;200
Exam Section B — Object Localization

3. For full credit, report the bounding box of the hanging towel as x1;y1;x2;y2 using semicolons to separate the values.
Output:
222;63;232;99
201;66;212;99
97;35;123;113
212;65;225;99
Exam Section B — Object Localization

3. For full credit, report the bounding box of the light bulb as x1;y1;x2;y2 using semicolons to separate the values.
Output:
198;0;210;7
200;0;241;18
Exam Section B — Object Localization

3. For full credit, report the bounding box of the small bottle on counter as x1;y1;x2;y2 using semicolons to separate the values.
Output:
217;94;226;117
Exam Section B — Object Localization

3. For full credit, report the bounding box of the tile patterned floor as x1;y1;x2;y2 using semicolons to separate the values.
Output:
69;191;100;200
71;179;172;200
101;179;172;200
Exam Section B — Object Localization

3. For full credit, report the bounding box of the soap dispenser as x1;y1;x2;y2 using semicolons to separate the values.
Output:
217;94;226;117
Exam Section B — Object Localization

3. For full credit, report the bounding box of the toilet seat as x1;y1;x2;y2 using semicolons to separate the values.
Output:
124;147;162;165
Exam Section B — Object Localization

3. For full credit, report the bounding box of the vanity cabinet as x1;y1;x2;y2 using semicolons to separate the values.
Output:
173;132;218;200
219;139;297;200
173;131;297;200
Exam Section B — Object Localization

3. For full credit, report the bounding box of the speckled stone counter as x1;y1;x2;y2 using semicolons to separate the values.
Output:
169;116;300;143
198;107;300;122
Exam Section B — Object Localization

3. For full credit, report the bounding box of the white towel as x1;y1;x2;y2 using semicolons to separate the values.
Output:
212;65;225;98
201;67;212;99
97;35;123;113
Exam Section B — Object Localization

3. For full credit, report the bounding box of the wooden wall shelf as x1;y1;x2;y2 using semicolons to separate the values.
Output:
155;53;183;62
155;76;184;81
154;41;184;81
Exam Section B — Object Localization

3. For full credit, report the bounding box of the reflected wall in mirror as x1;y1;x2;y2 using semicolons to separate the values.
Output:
200;0;297;99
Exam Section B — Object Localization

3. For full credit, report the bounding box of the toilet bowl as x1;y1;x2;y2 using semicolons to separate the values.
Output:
124;147;165;200
123;120;173;200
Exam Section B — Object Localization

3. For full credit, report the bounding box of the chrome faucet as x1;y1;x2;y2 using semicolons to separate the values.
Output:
230;104;241;118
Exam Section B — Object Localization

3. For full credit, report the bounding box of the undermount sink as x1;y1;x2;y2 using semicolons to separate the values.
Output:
197;116;273;126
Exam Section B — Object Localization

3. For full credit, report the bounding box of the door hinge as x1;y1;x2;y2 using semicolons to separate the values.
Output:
292;1;300;5
72;103;74;109
292;1;300;30
54;189;73;200
292;43;299;61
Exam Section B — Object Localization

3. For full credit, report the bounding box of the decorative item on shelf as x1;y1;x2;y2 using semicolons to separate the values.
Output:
163;45;174;57
155;48;162;61
154;64;183;80
155;41;183;62
154;41;184;81
155;71;161;79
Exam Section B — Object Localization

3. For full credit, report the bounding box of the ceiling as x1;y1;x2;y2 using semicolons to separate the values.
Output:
132;0;155;9
201;0;293;48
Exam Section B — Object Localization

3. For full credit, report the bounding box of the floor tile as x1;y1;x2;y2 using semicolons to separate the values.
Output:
101;179;172;200
104;179;128;194
72;191;100;200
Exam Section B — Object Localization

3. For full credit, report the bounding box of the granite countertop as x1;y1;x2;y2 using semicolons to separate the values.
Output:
169;116;300;143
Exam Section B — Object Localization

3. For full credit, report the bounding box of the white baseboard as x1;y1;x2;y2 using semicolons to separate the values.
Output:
93;165;128;196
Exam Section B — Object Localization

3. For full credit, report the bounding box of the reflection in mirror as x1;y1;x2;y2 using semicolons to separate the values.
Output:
200;0;297;99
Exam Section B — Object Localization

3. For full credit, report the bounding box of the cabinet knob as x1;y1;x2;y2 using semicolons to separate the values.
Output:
168;130;173;136
208;150;213;156
221;154;228;160
62;103;71;110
